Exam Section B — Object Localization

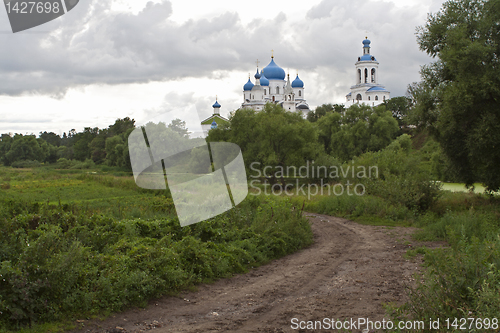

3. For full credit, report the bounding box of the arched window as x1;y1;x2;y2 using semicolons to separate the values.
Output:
252;95;254;99
368;96;371;101
299;90;302;97
383;96;386;101
358;69;362;84
264;90;266;95
371;68;376;83
356;94;362;101
364;68;368;83
375;96;378;101
276;86;280;94
289;95;291;101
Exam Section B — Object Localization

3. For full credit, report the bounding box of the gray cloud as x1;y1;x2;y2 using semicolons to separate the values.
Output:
0;0;434;102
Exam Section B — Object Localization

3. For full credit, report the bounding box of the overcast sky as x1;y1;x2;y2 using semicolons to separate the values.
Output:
0;0;445;136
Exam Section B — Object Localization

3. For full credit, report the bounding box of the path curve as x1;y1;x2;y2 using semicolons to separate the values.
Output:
73;214;429;333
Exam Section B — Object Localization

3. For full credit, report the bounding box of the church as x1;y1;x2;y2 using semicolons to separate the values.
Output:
241;55;310;117
201;38;390;132
345;38;390;107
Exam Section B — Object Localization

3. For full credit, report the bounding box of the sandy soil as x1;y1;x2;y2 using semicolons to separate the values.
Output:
71;213;443;333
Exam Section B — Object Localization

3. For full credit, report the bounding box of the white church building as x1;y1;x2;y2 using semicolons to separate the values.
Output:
241;56;310;117
345;38;390;107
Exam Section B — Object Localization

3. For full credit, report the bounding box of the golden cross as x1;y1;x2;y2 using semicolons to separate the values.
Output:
256;59;260;68
271;49;274;58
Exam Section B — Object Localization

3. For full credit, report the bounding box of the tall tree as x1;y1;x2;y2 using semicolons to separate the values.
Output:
413;0;500;190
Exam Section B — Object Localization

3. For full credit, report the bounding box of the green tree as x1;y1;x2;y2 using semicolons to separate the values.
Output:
382;96;412;128
207;103;323;183
412;0;500;190
72;127;99;161
307;103;345;122
327;104;399;161
4;135;46;165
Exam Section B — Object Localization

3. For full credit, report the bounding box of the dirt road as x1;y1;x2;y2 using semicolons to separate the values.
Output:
73;214;436;333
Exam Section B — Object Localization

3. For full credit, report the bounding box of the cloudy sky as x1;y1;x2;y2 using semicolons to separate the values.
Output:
0;0;444;136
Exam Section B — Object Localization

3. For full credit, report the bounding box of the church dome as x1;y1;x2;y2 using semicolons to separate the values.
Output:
262;58;286;80
292;75;304;88
243;78;254;91
260;71;269;86
212;100;221;108
359;54;376;61
254;69;261;79
363;38;371;46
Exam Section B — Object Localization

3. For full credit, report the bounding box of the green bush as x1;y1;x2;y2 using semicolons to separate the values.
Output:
11;160;41;169
393;235;500;331
56;158;73;169
0;194;312;329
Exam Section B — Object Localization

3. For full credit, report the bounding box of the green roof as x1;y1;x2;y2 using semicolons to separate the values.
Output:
201;114;229;125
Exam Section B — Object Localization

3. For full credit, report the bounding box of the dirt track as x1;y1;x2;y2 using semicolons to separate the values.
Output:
73;214;438;333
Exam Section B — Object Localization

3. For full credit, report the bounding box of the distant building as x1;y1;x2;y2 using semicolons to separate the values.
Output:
200;98;229;134
241;55;310;117
345;38;390;107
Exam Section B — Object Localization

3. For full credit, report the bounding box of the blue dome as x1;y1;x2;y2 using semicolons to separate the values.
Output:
262;58;286;80
359;54;377;61
212;100;221;108
291;75;304;88
243;78;254;91
363;38;371;46
211;121;218;129
254;69;261;79
260;71;269;86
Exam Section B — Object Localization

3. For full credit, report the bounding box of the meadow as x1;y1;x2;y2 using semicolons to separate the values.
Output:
0;166;313;331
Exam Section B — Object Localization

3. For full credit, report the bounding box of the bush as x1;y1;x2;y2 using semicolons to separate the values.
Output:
393;235;500;330
0;194;312;329
11;160;41;168
70;158;95;169
56;158;73;169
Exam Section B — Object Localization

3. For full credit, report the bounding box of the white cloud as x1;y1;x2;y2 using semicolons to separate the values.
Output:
0;0;439;134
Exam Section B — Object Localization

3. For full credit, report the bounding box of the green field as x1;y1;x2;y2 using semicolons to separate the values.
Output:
0;166;313;331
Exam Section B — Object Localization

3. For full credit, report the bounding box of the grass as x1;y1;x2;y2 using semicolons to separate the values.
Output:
0;165;313;332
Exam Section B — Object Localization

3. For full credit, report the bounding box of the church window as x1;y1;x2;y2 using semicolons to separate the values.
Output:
276;86;279;94
264;90;266;95
289;95;291;101
368;96;371;100
375;96;378;101
371;68;376;83
299;90;302;97
383;96;386;101
358;69;362;84
356;94;362;101
364;69;368;83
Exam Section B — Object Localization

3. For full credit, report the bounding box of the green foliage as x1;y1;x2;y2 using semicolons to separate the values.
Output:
306;103;345;122
325;104;399;161
11;161;42;169
410;0;500;191
352;134;442;212
382;96;412;127
0;167;312;329
207;103;323;182
394;235;500;331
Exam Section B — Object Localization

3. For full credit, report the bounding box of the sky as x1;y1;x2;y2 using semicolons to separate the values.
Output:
0;0;445;136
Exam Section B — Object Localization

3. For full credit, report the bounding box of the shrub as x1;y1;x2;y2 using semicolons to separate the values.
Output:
56;158;73;169
11;160;41;168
